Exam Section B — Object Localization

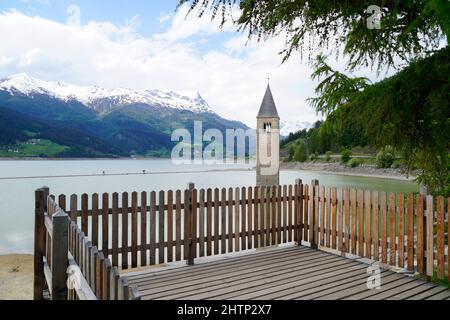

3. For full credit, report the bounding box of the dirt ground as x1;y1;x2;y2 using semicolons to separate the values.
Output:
0;254;33;300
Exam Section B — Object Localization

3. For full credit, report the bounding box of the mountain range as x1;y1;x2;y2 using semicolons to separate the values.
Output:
0;74;249;158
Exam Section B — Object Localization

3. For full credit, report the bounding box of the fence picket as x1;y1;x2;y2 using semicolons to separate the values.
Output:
141;191;148;266
131;192;138;268
167;190;174;262
398;193;405;268
121;192;128;270
112;192;119;267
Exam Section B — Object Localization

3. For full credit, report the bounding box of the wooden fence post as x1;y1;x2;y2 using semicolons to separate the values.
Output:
34;188;46;300
187;182;195;265
310;180;319;249
51;209;69;300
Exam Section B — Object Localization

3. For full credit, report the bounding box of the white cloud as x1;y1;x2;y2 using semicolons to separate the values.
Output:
0;5;390;127
19;0;50;5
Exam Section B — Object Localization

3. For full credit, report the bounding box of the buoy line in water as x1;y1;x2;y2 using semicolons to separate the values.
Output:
0;168;254;180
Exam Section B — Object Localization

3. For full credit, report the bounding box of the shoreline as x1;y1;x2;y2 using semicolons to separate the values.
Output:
280;161;416;182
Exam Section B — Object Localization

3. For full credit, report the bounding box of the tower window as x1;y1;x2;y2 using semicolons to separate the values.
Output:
264;122;272;133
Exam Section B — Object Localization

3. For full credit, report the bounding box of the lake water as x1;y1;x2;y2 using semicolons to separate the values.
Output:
0;159;418;254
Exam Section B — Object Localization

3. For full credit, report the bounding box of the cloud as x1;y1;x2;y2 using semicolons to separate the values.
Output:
19;0;50;5
0;5;390;127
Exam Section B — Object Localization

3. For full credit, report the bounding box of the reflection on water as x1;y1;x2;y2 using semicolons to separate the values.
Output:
0;159;418;254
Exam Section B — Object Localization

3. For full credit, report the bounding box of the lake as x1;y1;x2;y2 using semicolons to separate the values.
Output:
0;159;418;254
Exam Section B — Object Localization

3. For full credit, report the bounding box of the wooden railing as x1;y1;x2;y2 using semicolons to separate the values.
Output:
34;187;140;300
35;179;449;299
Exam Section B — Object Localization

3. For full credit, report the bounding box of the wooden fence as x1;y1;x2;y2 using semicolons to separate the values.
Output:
35;179;449;299
34;187;140;300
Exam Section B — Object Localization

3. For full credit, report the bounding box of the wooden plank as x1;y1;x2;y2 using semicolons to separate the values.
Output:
365;190;371;259
58;194;66;212
308;185;315;246
271;186;276;245
260;186;266;247
277;185;282;245
234;187;240;252
50;210;69;300
389;192;396;266
337;188;343;252
228;188;233;252
221;188;227;254
357;190;364;257
327;188;332;248
199;189;206;257
331;187;337;250
350;189;357;254
167;190;174;262
92;193;99;247
102;193;109;257
247;186;253;249
175;190;182;261
96;252;104;299
110;267;120;300
320;186;325;247
426;195;434;277
266;187;271;246
302;184;308;243
381;192;388;264
131;192;138;268
373;191;379;261
90;247;98;294
159;190;165;264
70;194;77;222
254;186;260;248
112;192;119;267
206;189;212;256
184;189;190;261
436;196;444;279
141;191;148;266
191;188;197;261
406;193;414;271
293;184;299;243
149;191;155;265
81;193;88;236
102;259;111;300
416;194;424;274
282;185;287;243
398;193;405;268
213;188;219;255
241;187;247;250
344;188;350;253
297;181;303;245
33;189;45;300
288;185;293;242
121;192;128;269
314;184;319;249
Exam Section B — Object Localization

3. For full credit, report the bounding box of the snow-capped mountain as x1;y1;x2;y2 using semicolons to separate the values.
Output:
0;73;212;114
280;120;313;136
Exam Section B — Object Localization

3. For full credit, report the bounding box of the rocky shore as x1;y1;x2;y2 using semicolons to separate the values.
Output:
281;161;416;181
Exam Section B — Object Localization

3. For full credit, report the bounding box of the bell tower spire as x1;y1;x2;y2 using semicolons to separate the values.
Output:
256;83;280;186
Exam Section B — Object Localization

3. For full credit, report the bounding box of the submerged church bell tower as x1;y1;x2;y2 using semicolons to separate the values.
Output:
256;84;280;186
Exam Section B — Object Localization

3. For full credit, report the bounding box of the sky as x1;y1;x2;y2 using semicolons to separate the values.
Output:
0;0;394;127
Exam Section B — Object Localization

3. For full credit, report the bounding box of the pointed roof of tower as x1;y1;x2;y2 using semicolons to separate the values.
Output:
257;84;279;118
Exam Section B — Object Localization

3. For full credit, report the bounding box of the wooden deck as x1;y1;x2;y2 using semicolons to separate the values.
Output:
125;246;450;300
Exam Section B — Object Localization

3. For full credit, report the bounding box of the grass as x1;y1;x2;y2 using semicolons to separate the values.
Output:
0;139;68;157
